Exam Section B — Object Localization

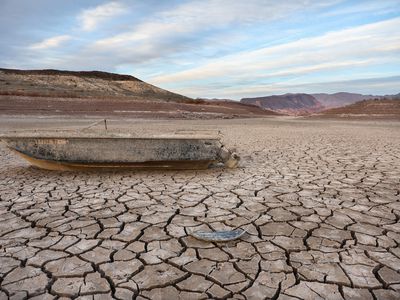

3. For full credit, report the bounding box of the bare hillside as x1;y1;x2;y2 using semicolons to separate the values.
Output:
313;99;400;120
0;68;190;102
312;92;378;108
241;93;323;115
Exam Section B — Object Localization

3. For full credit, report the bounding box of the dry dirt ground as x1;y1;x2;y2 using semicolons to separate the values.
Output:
0;117;399;300
0;95;277;119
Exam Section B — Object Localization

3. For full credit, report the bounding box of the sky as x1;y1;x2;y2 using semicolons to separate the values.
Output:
0;0;399;99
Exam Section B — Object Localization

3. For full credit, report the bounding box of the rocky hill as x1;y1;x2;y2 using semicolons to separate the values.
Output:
311;92;379;108
241;93;323;115
313;98;400;119
0;68;191;102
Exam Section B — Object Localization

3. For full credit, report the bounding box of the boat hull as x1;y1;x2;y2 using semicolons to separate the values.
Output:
12;150;214;170
2;136;225;170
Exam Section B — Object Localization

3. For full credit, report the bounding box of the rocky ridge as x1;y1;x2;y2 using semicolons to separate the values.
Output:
0;68;189;102
240;92;400;115
241;93;324;115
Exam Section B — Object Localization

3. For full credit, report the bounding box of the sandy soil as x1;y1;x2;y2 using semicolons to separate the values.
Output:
0;95;277;119
0;116;399;299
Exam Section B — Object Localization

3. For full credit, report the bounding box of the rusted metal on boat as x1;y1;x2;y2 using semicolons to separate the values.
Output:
0;130;239;170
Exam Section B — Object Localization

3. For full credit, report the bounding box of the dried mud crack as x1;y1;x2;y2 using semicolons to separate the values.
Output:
0;117;399;299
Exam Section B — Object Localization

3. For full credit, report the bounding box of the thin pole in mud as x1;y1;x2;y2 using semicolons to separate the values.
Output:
80;119;108;131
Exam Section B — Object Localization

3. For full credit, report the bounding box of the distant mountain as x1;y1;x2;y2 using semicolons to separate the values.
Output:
240;93;323;115
311;92;379;108
240;92;400;115
385;92;400;99
314;98;400;119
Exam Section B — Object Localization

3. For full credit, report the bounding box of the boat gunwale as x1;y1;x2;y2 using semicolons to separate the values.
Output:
0;128;222;140
0;135;221;141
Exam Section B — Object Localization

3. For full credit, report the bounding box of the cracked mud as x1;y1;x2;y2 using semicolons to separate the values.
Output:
0;118;399;299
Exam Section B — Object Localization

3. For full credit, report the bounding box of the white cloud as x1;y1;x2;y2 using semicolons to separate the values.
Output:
92;0;339;54
78;1;125;31
29;35;72;50
322;0;400;17
149;17;400;87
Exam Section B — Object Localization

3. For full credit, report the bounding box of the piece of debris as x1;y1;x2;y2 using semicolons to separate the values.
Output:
190;229;245;242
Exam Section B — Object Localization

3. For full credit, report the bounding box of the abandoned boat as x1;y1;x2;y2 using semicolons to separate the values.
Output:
0;130;239;170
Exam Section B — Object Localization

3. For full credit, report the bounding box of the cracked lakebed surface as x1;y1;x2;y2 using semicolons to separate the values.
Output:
0;117;399;300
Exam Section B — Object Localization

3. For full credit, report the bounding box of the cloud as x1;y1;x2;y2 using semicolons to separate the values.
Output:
29;35;72;50
293;76;400;93
148;17;400;96
322;0;400;17
78;1;125;31
90;0;339;62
